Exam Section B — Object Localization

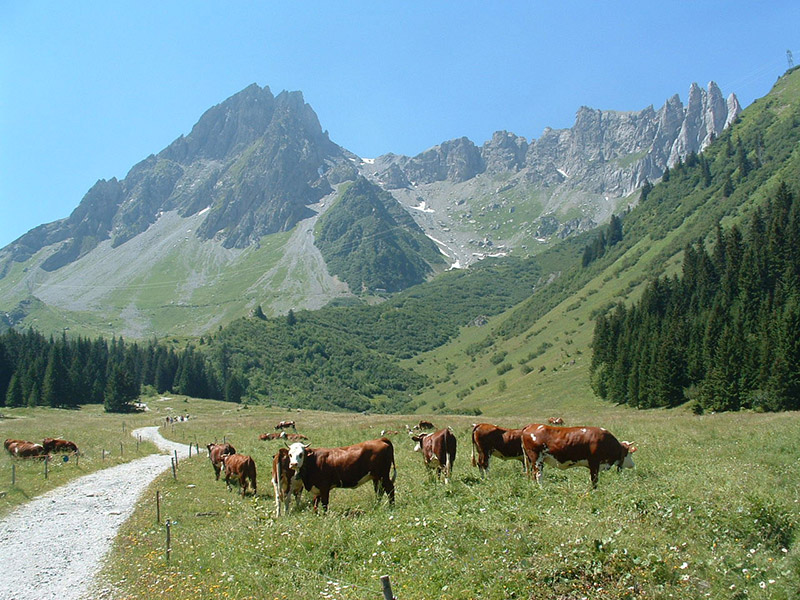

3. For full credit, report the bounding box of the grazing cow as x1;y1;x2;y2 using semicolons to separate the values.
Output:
521;424;637;488
416;420;435;430
207;443;236;480
259;432;283;441
275;420;296;430
221;453;257;497
10;441;47;458
271;447;304;516
411;428;457;484
287;438;396;512
380;429;399;436
547;417;565;426
42;438;79;454
470;423;526;476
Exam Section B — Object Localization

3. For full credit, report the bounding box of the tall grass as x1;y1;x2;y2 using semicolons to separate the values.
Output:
89;402;799;599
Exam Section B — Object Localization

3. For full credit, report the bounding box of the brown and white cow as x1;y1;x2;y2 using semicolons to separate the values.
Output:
416;420;435;430
221;453;257;497
207;442;236;480
411;427;457;484
470;423;526;477
287;438;396;512
271;447;304;516
521;424;636;488
547;417;565;426
259;432;283;441
8;441;47;458
4;439;27;455
42;438;79;454
275;420;296;430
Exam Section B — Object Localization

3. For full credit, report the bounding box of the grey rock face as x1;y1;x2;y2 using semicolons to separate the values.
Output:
372;82;740;201
3;84;358;270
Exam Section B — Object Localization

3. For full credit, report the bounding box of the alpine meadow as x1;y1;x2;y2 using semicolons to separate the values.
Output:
2;67;800;600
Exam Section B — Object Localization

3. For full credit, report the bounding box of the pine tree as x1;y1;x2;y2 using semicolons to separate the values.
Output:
42;345;68;408
5;372;23;407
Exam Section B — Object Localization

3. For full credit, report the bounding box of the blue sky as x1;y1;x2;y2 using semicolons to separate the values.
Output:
1;1;797;248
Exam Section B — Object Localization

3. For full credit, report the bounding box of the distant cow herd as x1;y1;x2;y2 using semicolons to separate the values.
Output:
4;437;79;459
204;417;636;515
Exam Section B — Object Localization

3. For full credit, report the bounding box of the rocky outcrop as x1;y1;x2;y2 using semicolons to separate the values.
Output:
369;82;741;200
1;85;359;272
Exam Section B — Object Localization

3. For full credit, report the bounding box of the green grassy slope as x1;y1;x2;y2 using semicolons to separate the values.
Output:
406;67;800;416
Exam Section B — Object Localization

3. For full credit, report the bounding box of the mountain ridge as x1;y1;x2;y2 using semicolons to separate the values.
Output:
0;80;742;338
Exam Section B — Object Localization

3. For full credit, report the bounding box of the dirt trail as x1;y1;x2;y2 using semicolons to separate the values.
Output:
0;427;196;600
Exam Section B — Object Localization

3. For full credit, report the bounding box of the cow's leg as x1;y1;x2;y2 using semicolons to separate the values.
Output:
534;454;545;484
273;480;283;516
589;462;600;489
383;475;395;504
214;464;221;480
319;489;330;512
251;472;257;496
240;474;247;497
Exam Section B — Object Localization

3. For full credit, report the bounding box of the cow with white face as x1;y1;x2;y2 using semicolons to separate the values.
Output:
287;438;396;512
411;427;457;484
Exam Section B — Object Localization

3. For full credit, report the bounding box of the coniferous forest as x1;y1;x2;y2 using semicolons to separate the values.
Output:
0;331;232;412
591;182;800;413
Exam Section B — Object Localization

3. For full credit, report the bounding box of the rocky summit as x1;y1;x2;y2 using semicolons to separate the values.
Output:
0;81;740;338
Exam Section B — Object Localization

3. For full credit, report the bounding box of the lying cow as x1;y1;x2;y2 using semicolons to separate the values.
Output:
282;432;309;442
207;442;236;480
471;423;526;476
547;417;565;426
4;439;27;455
416;420;435;430
521;424;636;488
411;427;457;484
271;447;304;516
287;438;396;512
42;438;79;454
221;453;257;497
275;420;296;430
259;432;283;441
8;441;47;458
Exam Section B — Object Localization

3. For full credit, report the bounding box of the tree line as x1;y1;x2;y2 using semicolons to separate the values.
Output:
591;182;800;412
0;330;241;412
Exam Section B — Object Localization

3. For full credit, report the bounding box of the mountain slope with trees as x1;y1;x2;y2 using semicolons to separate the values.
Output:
314;177;447;293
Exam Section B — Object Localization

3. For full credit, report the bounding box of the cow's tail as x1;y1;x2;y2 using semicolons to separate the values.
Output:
471;423;479;467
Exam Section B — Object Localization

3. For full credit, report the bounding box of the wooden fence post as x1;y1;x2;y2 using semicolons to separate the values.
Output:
165;520;171;563
380;575;395;600
171;457;177;480
102;449;106;461
156;490;161;524
11;463;15;486
120;442;123;457
44;455;49;480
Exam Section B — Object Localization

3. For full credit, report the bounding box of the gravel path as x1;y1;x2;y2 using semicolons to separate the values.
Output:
0;427;197;600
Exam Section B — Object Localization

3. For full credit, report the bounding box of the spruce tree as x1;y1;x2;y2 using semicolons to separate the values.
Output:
5;372;23;407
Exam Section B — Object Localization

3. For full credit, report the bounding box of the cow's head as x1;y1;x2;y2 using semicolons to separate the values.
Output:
410;433;428;453
620;441;637;469
288;442;310;470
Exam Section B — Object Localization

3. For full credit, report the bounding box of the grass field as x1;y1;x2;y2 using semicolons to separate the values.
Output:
9;396;781;600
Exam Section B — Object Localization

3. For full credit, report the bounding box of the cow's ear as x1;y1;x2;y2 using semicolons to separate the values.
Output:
622;441;637;453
